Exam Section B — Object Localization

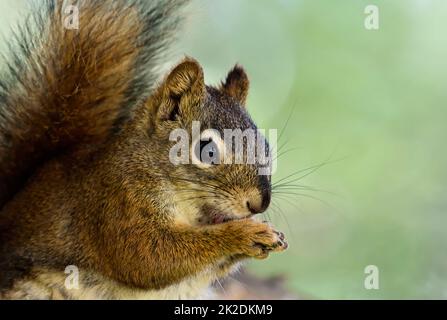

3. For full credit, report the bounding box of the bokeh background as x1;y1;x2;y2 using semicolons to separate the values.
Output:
1;0;446;299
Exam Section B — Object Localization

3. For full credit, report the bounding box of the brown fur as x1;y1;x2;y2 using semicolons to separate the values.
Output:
0;1;286;299
220;65;250;105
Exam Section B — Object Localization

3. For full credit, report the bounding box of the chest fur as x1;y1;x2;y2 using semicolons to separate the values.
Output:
1;267;227;300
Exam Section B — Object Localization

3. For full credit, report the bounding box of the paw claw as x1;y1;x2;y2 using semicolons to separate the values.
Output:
225;219;287;258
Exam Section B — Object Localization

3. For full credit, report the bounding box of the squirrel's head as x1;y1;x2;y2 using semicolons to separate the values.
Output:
127;58;272;226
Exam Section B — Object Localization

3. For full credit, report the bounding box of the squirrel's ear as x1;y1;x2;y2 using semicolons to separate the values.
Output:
220;65;250;106
158;58;205;121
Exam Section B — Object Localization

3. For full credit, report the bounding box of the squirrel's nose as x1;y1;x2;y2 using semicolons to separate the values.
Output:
246;188;271;214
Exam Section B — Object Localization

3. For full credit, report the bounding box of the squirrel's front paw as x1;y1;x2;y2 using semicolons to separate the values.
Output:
226;219;288;260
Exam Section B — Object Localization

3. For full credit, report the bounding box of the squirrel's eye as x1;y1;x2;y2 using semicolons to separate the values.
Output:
198;138;220;165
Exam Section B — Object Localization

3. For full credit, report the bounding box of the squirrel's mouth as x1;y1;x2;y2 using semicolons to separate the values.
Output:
198;205;251;225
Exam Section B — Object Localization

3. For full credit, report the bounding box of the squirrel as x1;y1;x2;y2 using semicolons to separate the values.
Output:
0;0;287;299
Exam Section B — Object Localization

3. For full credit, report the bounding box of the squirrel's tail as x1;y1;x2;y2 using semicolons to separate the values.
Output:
0;0;189;208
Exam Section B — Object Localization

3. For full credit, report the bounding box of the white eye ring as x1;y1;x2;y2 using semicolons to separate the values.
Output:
191;129;225;168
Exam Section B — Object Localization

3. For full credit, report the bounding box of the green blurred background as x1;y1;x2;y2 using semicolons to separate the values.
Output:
2;0;447;299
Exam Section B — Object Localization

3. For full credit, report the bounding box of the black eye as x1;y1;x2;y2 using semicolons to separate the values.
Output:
197;138;220;165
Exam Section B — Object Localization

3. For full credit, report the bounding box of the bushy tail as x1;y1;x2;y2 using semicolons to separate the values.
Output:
0;0;189;207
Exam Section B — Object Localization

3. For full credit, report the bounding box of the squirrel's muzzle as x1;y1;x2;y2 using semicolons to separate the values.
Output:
246;176;271;214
